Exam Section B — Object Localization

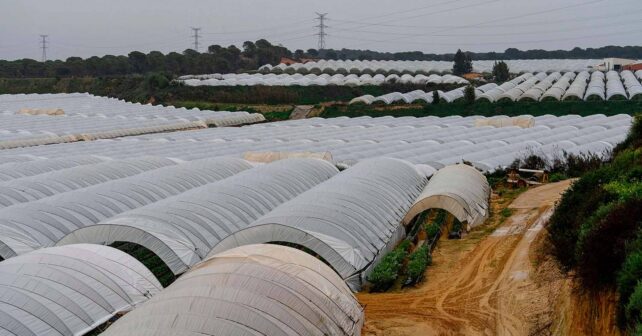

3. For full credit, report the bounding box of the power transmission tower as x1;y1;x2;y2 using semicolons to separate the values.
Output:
315;13;328;50
39;35;48;62
190;27;201;52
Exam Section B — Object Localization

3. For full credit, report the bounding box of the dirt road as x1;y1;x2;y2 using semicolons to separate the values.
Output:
357;180;572;336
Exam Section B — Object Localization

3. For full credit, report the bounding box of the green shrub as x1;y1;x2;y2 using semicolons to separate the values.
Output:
425;223;441;241
406;245;431;284
368;240;411;291
574;195;642;287
263;111;291;121
549;172;568;182
604;181;642;202
615;114;642;153
627;281;642;324
634;323;642;336
619;250;642;324
424;209;447;243
436;210;447;224
548;149;642;269
501;208;513;219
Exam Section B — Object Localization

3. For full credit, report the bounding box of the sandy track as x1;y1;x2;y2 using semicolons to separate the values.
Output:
357;180;572;336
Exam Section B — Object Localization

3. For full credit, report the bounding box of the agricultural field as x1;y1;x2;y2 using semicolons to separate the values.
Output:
1;4;642;332
0;85;638;335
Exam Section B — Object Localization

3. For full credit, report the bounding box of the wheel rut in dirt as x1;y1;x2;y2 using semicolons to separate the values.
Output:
358;180;572;336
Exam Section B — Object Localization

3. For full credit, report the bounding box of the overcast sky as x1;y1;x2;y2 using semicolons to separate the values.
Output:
1;0;640;61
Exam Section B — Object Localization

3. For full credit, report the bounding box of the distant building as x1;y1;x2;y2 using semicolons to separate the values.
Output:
279;57;317;65
463;73;484;81
595;58;639;71
623;63;642;71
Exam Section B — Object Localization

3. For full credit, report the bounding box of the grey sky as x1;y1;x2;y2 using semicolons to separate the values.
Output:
0;0;640;61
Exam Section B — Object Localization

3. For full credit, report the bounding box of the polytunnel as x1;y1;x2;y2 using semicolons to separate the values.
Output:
563;72;590;100
210;158;426;290
57;158;339;274
0;155;39;165
0;158;252;259
541;77;571;101
0;244;162;336
101;244;364;336
606;71;627;100
0;156;105;182
349;95;376;105
402;164;491;230
0;156;177;209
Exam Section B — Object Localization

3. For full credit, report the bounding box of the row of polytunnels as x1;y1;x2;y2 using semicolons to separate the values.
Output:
0;157;490;336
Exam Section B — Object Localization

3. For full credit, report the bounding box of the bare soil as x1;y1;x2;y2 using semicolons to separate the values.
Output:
357;180;576;336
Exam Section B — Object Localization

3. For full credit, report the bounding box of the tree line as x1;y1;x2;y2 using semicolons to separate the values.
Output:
1;40;641;78
318;45;642;62
0;39;291;78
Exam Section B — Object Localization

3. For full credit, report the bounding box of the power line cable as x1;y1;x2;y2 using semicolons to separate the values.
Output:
339;0;610;49
331;27;642;47
330;0;500;32
331;18;642;38
328;7;642;29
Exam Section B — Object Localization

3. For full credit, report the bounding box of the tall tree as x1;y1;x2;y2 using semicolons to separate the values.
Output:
492;61;510;82
452;49;472;75
464;85;476;104
294;49;305;59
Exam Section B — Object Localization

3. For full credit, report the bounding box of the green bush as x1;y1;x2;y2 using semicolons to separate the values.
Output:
501;208;513;219
368;240;411;291
548;149;642;269
549;172;569;182
424;209;447;244
627;281;642;324
406;245;431;284
425;223;441;241
615;114;642;153
619;250;642;324
574;199;642;286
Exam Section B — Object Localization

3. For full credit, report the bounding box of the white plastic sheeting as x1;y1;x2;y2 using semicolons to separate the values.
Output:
211;158;426;290
349;71;637;102
403;164;491;230
0;157;177;209
0;93;264;147
621;70;642;100
585;71;606;100
476;73;532;102
0;115;632;174
519;72;563;101
57;159;339;274
255;59;600;75
0;155;39;165
101;244;364;336
606;71;628;100
541;73;574;101
0;158;252;258
181;73;468;87
0;244;162;336
562;71;590;100
0;156;105;182
351;85;482;105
